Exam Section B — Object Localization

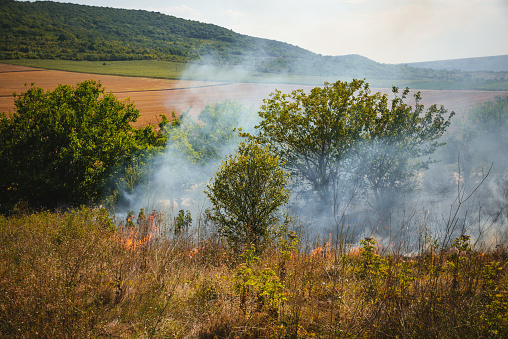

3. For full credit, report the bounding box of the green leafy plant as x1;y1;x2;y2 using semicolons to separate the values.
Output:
174;209;192;234
205;141;290;251
448;234;473;292
0;80;168;212
233;245;286;317
481;261;508;336
356;238;388;300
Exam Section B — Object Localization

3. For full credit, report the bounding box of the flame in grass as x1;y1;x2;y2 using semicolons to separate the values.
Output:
115;211;160;251
188;247;200;257
311;234;333;258
117;230;153;250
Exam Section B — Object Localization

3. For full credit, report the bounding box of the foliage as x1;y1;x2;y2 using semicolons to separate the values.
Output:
167;100;253;165
0;80;167;212
205;141;290;250
234;245;286;316
247;79;378;207
447;95;508;216
1;208;508;338
0;0;313;70
355;238;389;299
247;79;453;212
481;261;508;336
174;209;192;234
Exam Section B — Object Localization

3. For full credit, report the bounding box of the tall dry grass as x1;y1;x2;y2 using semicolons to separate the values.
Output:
0;207;507;338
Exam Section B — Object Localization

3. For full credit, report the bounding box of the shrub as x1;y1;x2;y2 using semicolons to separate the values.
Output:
0;80;168;212
205;141;290;251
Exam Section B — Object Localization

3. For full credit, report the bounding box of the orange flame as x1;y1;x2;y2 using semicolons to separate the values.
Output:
188;247;200;257
348;246;361;258
115;211;159;251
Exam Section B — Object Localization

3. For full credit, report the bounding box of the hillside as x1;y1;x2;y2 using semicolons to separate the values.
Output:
0;0;454;80
407;55;508;72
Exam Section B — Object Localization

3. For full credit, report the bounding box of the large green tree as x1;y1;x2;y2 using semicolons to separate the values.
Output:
0;80;167;212
248;79;381;208
247;79;453;214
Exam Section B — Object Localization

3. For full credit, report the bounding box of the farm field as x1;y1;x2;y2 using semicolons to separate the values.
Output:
1;63;507;126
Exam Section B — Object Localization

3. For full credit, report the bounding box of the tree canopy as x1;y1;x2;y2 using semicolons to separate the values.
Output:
354;87;454;209
246;79;454;214
0;80;167;212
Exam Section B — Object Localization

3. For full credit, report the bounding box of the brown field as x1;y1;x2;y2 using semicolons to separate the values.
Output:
1;63;506;126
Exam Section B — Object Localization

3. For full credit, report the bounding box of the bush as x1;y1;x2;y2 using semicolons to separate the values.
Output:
205;141;290;251
0;80;167;212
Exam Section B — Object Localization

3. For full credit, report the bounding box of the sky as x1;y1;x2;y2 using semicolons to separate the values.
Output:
27;0;508;64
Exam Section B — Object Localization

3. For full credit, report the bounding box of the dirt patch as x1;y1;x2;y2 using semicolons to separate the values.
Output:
1;63;506;126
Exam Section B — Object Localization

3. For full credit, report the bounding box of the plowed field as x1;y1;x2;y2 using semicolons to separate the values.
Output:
1;63;506;126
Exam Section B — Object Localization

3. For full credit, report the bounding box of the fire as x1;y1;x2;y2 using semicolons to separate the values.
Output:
311;246;325;257
348;246;361;258
115;210;159;251
188;247;199;257
311;234;333;258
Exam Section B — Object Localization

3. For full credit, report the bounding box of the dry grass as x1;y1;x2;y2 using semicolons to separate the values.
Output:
0;207;507;338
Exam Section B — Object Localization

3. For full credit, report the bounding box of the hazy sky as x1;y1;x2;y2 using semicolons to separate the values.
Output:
27;0;508;64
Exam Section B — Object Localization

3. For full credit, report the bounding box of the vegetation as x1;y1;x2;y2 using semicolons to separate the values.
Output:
1;76;507;337
167;100;253;165
0;80;168;213
205;141;290;251
0;0;485;81
246;79;454;215
447;94;508;219
0;207;507;338
0;0;314;69
355;86;453;211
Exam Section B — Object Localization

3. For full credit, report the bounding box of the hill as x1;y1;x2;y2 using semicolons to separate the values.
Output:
407;55;508;72
0;0;454;80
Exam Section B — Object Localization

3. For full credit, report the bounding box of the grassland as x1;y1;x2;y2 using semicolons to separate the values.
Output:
1;207;506;338
3;59;508;90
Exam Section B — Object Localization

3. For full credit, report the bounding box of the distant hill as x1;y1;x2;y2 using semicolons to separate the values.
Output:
407;55;508;72
0;0;464;80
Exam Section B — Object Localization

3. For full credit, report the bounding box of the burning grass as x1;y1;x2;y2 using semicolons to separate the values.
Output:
0;207;507;338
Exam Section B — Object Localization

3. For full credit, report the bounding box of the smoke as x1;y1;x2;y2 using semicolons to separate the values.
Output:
278;91;508;251
114;53;507;251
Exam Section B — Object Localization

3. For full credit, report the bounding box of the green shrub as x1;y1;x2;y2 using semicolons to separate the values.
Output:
205;141;290;251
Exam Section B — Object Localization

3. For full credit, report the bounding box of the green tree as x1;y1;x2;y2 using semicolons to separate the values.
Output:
167;100;252;164
247;79;380;208
150;101;254;209
246;80;453;214
0;80;167;212
447;95;508;215
205;141;290;250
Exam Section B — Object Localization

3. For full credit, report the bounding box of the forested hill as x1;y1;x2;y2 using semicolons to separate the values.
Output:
1;0;449;79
